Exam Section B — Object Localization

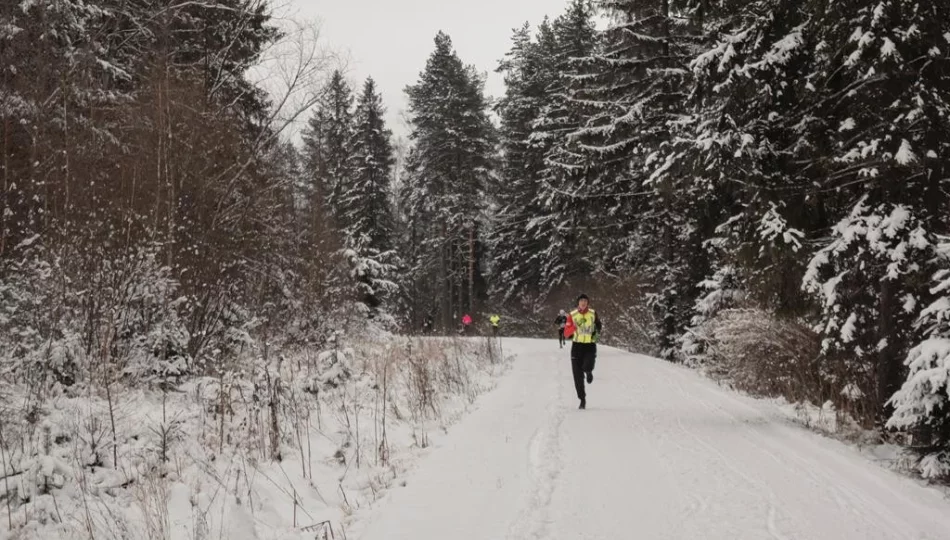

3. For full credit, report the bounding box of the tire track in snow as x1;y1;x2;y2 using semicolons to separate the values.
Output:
662;364;852;513
659;363;913;539
656;367;790;540
657;360;936;539
624;373;712;529
690;388;879;525
505;354;566;540
356;343;950;540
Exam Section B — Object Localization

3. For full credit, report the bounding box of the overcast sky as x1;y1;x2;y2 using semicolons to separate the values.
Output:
281;0;570;139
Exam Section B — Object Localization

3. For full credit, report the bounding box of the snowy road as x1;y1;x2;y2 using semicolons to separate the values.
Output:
357;339;950;540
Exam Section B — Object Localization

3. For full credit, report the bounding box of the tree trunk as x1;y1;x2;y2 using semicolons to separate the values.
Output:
439;222;451;330
876;278;901;430
468;223;475;315
1;117;8;258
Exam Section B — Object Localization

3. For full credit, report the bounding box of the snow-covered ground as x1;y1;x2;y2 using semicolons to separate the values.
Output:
356;338;950;540
0;336;509;540
6;337;949;540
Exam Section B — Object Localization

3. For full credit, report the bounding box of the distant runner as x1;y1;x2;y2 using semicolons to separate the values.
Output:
461;313;472;334
489;314;501;336
554;309;568;348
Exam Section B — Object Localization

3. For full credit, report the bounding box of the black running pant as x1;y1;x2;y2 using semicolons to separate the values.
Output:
570;342;596;400
558;328;565;346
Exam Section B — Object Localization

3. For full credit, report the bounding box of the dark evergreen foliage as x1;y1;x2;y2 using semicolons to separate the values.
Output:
399;32;496;330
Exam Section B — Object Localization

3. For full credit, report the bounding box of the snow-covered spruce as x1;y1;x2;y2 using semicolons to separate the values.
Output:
803;200;938;421
399;32;495;330
888;238;950;480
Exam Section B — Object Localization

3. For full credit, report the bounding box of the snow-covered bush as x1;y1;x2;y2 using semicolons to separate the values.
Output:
107;247;191;383
0;333;504;538
0;247;81;389
887;240;950;480
700;308;821;402
343;247;400;322
315;345;356;390
0;239;230;392
680;265;745;366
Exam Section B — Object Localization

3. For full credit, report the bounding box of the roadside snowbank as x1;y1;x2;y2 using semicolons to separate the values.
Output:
0;336;508;540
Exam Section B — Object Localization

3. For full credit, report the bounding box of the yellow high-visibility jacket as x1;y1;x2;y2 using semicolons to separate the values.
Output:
564;308;600;343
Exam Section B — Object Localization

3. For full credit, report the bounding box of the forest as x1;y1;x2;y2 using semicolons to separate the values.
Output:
1;0;949;510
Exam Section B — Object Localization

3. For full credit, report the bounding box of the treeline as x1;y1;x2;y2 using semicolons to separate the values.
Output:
301;31;497;334
0;0;356;390
492;0;950;477
0;2;499;390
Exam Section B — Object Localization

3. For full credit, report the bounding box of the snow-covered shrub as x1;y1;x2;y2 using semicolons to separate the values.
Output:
0;240;194;388
0;243;83;390
701;308;822;402
343;247;400;321
680;265;745;366
803;199;936;424
316;345;355;390
887;240;950;480
0;329;503;538
111;248;191;383
680;199;808;367
75;244;195;384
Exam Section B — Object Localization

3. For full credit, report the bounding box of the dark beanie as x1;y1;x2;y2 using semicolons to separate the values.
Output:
576;294;590;304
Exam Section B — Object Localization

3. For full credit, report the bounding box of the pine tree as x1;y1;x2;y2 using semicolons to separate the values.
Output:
394;148;430;326
803;0;950;422
529;1;599;299
676;0;950;416
490;20;560;306
803;201;938;419
343;77;398;314
303;70;356;223
301;107;331;217
403;32;495;329
548;0;703;354
347;77;395;254
684;0;819;307
888;239;950;480
299;71;368;315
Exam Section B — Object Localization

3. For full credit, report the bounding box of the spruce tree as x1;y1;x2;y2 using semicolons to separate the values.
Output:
803;0;950;421
530;0;599;299
676;0;950;417
403;32;495;329
303;70;356;222
553;0;701;354
344;77;398;313
888;238;950;479
301;70;391;318
491;20;560;306
346;78;395;252
683;0;815;309
301;107;331;215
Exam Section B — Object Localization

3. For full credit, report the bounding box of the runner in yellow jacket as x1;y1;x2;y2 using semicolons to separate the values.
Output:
563;294;602;410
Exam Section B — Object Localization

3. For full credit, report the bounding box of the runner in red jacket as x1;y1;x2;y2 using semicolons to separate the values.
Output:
461;313;472;334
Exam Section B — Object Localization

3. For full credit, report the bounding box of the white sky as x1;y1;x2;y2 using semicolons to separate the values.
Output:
278;0;570;139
